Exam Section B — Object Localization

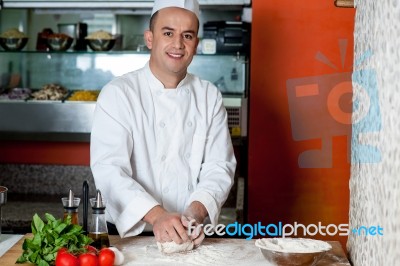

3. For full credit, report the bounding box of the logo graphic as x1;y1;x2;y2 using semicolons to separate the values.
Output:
351;50;382;163
287;40;381;168
188;221;384;240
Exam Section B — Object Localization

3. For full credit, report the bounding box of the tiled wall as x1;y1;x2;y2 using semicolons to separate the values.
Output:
348;0;400;264
0;164;96;232
0;164;96;197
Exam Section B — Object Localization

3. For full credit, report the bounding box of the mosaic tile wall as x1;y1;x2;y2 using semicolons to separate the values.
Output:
0;164;96;232
348;0;400;264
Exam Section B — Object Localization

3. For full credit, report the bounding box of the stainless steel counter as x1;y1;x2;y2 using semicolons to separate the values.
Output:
0;97;247;142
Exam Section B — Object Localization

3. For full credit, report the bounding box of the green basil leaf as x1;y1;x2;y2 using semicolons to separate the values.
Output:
38;259;50;266
32;214;45;233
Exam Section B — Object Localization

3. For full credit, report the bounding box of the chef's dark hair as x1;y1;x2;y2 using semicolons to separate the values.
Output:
149;11;159;31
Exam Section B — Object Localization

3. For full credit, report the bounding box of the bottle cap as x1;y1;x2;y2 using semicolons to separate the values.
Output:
61;189;80;208
68;190;74;207
90;189;106;210
95;190;104;208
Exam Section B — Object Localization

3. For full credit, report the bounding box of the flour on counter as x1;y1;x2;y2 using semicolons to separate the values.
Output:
119;238;273;266
255;238;332;253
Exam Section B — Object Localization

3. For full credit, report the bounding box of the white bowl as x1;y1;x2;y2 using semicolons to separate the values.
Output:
255;238;332;266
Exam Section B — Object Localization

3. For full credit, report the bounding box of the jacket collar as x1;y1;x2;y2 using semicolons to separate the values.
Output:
144;62;191;92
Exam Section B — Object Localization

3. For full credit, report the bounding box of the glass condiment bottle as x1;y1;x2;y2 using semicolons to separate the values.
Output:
88;190;110;249
61;190;80;225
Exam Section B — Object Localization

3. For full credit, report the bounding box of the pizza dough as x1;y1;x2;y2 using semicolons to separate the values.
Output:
157;240;194;254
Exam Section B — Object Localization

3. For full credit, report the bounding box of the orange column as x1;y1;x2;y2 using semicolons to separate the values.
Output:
248;0;355;247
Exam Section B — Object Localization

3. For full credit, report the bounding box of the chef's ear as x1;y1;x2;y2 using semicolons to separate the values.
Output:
144;30;153;50
194;37;200;54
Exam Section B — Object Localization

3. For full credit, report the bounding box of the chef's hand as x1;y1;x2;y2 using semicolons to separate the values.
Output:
181;215;205;248
183;201;208;248
143;205;189;244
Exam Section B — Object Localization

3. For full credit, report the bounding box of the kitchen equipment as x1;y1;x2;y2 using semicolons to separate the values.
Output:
126;34;147;51
82;181;89;233
89;190;110;249
214;76;227;92
201;39;217;54
58;23;76;39
61;190;80;225
203;21;250;54
0;37;28;51
255;238;332;266
74;23;88;51
1;0;251;9
0;186;8;237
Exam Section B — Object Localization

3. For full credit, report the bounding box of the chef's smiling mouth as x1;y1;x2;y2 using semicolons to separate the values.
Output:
167;52;184;58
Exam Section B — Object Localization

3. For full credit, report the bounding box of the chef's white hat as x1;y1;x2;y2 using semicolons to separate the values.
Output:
151;0;200;20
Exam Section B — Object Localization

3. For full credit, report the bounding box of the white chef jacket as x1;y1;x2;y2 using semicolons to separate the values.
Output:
90;62;236;237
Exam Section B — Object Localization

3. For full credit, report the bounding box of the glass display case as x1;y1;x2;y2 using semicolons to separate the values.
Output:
0;51;247;93
0;50;248;141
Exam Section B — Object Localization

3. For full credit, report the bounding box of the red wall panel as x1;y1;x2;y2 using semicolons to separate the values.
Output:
0;141;90;165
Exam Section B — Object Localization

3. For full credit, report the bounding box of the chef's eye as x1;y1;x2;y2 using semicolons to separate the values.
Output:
164;32;173;37
184;34;193;40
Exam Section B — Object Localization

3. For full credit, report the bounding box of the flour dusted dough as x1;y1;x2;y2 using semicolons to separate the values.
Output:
157;241;194;254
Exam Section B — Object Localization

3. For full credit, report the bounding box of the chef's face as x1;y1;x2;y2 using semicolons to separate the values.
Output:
145;7;199;84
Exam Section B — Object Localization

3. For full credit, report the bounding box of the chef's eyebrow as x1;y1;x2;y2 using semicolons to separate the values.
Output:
161;26;196;35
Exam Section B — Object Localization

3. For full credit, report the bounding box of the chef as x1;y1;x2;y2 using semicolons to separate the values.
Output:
90;0;236;248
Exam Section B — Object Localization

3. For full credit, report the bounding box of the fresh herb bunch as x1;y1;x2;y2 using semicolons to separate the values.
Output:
16;213;93;266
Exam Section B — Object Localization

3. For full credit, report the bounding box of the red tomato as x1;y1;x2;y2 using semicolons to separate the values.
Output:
55;250;79;266
79;252;99;266
85;245;98;254
57;247;68;255
98;248;115;266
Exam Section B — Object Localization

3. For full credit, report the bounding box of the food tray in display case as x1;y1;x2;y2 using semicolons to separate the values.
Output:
25;84;70;102
64;90;100;102
0;88;31;102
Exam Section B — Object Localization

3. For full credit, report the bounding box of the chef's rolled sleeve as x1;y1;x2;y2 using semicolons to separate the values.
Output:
187;190;219;225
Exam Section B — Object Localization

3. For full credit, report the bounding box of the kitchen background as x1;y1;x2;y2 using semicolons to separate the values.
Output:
0;0;360;259
0;0;250;235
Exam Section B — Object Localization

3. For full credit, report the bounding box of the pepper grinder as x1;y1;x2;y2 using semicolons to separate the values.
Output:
82;180;89;234
88;190;110;249
61;190;80;225
0;186;8;237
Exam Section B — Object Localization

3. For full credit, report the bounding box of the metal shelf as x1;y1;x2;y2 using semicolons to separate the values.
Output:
1;0;251;9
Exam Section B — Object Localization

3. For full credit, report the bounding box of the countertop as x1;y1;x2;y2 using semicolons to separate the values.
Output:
0;234;24;257
0;234;351;265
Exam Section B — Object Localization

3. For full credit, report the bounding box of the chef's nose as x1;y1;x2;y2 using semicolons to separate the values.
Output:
173;35;184;49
